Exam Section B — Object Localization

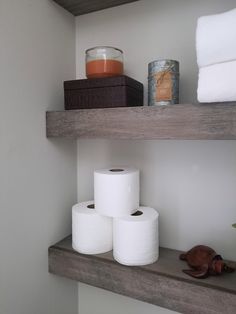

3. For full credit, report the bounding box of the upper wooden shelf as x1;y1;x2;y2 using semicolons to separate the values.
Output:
46;104;236;140
49;236;236;314
53;0;139;16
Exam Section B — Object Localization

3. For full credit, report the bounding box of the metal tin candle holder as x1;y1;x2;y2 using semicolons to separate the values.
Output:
148;59;179;106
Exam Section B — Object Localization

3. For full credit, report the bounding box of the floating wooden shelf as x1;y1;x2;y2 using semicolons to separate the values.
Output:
49;236;236;314
46;104;236;140
53;0;139;16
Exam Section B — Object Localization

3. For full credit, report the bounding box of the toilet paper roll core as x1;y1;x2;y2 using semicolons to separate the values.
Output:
87;203;95;209
132;210;143;216
109;168;124;172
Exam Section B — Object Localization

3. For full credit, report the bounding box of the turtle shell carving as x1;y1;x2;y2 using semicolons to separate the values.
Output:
179;245;235;279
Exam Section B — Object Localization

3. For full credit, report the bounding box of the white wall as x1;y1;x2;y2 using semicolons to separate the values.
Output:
0;1;77;314
78;282;176;314
76;0;236;313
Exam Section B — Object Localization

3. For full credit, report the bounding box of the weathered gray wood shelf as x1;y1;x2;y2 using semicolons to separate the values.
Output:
46;104;236;140
53;0;139;16
49;236;236;314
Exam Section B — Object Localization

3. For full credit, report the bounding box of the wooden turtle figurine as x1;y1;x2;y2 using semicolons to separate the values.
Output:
179;245;235;279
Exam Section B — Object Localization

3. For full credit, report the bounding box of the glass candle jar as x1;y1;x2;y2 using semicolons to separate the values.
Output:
86;46;123;79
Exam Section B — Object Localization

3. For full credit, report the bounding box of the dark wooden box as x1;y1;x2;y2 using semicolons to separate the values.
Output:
64;75;143;110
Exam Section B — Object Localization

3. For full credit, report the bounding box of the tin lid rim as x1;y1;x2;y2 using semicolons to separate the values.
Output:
148;59;179;66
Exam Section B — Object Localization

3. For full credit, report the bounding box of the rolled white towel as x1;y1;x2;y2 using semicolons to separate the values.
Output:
196;8;236;68
198;60;236;103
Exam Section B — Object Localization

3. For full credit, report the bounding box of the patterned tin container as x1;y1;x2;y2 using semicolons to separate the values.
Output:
148;59;179;106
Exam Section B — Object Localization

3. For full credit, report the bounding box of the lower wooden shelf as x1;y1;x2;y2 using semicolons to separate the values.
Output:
49;236;236;314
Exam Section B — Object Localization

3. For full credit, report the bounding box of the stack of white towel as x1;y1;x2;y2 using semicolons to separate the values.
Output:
196;8;236;103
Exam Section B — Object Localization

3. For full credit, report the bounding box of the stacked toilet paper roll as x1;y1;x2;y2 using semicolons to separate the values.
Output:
113;207;159;265
94;167;139;217
72;201;113;254
72;166;159;266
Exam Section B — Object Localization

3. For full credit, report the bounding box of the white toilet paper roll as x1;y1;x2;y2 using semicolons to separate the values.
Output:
94;167;139;217
72;201;113;254
113;207;159;266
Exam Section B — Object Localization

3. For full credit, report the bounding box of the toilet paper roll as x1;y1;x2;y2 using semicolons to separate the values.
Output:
94;167;139;217
72;201;113;254
113;207;159;266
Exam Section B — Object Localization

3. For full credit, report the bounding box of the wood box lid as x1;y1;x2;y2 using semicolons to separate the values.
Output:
64;75;143;91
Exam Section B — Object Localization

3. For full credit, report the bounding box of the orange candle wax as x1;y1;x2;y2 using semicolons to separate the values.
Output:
86;59;123;79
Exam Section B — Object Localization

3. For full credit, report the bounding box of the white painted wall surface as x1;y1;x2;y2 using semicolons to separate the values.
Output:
79;282;176;314
76;0;236;313
0;1;77;314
